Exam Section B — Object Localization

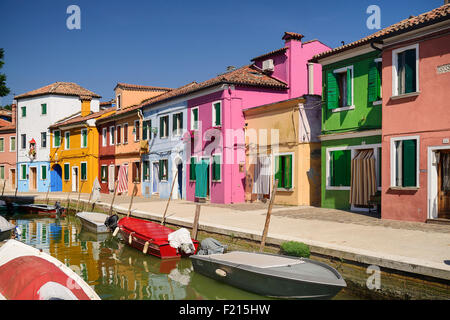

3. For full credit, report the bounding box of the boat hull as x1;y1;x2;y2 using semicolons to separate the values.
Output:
117;217;199;259
18;204;65;217
76;212;109;234
191;252;346;300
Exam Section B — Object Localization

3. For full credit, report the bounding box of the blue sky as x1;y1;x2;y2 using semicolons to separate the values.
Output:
0;0;442;105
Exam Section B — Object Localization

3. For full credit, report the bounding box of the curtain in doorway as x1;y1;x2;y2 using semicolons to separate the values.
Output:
349;149;377;206
252;155;272;198
195;159;209;199
443;153;450;191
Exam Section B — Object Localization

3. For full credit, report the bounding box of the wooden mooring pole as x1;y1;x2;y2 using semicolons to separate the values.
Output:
75;181;86;213
161;170;178;225
1;180;6;196
127;183;138;217
259;179;278;253
191;204;201;240
108;180;119;216
45;183;51;205
66;192;71;211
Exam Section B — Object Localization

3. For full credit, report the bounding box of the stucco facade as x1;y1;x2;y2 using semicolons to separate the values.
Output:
0;105;16;191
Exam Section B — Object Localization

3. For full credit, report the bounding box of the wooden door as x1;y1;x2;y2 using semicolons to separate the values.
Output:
10;169;15;188
30;167;37;190
438;151;450;219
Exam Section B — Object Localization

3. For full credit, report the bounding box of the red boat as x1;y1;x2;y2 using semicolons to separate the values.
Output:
18;203;66;217
117;217;199;259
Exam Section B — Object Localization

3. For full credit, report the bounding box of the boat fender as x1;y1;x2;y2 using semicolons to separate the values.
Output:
129;232;135;245
112;227;120;237
215;269;227;277
143;241;149;254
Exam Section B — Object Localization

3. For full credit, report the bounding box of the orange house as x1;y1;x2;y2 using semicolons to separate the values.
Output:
97;83;171;195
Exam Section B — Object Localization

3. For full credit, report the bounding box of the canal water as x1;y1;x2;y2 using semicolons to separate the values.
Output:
6;214;358;300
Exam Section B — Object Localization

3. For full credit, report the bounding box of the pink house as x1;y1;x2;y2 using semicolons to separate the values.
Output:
0;104;16;191
185;32;330;203
381;4;450;222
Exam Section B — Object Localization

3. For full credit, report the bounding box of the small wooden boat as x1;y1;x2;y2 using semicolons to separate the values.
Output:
190;251;347;299
19;202;66;217
76;211;109;234
0;216;15;241
0;239;100;300
116;216;199;259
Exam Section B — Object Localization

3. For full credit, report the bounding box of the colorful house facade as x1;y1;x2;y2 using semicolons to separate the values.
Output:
380;4;450;222
97;114;116;194
312;46;383;212
243;95;322;206
48;104;113;193
14;82;101;193
0;104;16;191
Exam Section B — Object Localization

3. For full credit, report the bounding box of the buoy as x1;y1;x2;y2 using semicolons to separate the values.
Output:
112;227;119;237
143;241;149;254
215;269;227;277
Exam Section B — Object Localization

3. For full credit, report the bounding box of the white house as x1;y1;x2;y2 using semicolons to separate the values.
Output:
14;82;101;192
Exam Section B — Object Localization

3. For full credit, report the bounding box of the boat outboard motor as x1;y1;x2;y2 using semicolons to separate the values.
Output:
105;214;119;232
54;202;62;215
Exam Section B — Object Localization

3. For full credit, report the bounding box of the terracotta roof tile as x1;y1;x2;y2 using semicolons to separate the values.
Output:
114;82;173;91
251;47;287;62
312;3;450;61
15;82;101;100
49;108;114;129
282;32;304;41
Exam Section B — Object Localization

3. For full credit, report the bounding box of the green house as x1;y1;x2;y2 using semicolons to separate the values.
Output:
311;48;382;211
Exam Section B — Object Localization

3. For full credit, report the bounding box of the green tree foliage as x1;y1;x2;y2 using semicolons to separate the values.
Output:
0;48;10;98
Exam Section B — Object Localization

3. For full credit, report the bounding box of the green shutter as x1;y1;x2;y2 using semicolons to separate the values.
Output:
212;155;221;181
81;163;87;180
275;156;282;188
41;104;47;115
143;121;148;140
346;68;352;106
21;107;26;117
82;130;87;147
192;108;198;129
64;164;70;180
190;157;196;181
41;166;47;180
159;118;163;137
179;113;183;131
214;103;221;126
368;62;378;102
22;165;26;180
283;155;292;189
54;131;60;147
376;62;382;100
327;72;338;109
404;49;416;94
0;166;4;179
0;138;3;152
402;139;417;187
331;150;351;187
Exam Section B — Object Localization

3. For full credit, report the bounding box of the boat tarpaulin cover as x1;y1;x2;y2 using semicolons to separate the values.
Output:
168;228;195;251
0;216;14;232
197;237;228;255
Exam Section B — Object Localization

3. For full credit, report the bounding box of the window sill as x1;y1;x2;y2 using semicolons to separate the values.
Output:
390;92;420;100
389;186;419;191
331;105;355;113
326;186;351;191
276;187;294;192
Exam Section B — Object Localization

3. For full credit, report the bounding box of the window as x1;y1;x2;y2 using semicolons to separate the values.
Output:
0;166;4;180
0;138;3;152
53;130;61;147
109;126;115;145
173;113;183;136
212;154;221;181
142;120;151;140
64;132;70;149
143;161;150;181
393;45;418;96
391;138;419;188
10;136;15;152
134;121;140;141
102;128;107;147
101;165;108;183
81;128;88;148
191;107;199;130
20;164;27;180
160;116;169;138
116;126;121;145
21;134;26;149
41;103;47;115
369;59;382;103
64;164;70;181
212;101;222;127
159;159;168;181
41;132;47;148
116;94;121;109
275;154;293;189
327;66;353;110
21;106;26;117
190;157;197;181
132;162;141;183
329;150;351;187
81;162;87;181
41;165;47;180
123;123;128;144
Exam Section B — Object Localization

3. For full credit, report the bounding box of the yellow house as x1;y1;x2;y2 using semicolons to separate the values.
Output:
49;101;114;194
243;96;322;206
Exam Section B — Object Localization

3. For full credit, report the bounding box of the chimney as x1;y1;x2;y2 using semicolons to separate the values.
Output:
80;96;92;117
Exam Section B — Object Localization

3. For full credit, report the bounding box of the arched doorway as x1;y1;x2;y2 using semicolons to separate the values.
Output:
172;156;183;200
51;164;62;192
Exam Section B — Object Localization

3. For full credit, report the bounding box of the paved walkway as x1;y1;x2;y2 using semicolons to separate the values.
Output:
3;191;450;280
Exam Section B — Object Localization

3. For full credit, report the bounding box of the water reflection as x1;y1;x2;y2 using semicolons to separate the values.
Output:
6;214;270;300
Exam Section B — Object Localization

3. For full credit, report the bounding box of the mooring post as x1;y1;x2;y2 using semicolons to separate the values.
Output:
66;192;71;212
1;180;6;196
127;183;138;217
259;179;278;253
191;204;201;240
161;170;178;225
14;186;18;198
45;183;51;205
108;180;119;216
75;180;85;213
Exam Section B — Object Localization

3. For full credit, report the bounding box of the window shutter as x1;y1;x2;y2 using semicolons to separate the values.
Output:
368;62;378;102
327;72;338;109
332;150;351;186
212;155;221;181
404;49;416;94
376;62;382;100
64;164;69;180
22;165;27;180
164;117;169;137
160;118;164;137
275;156;282;188
158;160;163;180
81;163;87;180
179;113;183;130
284;155;292;189
83;130;87;147
190;157;196;181
402;139;417;187
42;166;46;180
143;121;148;140
346;68;352;106
214;103;221;126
